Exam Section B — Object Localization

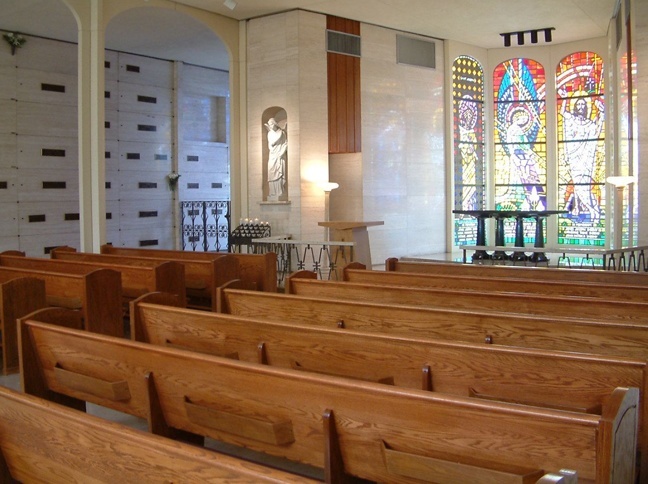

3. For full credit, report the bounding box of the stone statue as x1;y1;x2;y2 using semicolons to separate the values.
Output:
265;118;287;199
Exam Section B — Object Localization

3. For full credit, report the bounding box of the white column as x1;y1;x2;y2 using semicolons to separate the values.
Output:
69;0;106;252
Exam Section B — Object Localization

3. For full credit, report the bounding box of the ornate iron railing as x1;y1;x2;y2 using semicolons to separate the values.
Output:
180;201;230;252
252;237;355;288
603;246;648;272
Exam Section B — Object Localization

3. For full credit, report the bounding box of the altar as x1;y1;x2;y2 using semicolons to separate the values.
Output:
453;210;566;263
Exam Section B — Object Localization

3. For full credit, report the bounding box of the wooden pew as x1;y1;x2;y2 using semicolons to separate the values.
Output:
51;246;238;310
129;294;648;471
0;266;123;337
0;277;46;374
342;263;648;302
218;288;648;362
100;244;278;293
386;257;648;286
0;386;315;483
285;275;648;325
1;251;186;307
19;318;635;482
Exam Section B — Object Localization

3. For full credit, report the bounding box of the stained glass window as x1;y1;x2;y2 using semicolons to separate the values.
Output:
556;52;605;246
452;56;485;245
493;58;546;243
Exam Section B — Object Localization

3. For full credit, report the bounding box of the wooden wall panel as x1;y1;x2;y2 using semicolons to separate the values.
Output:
327;16;361;154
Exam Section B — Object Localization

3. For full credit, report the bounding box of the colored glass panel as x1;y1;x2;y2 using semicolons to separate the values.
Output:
556;52;605;246
493;58;547;241
452;56;485;245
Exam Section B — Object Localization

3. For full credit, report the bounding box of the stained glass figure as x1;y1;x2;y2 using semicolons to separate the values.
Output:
556;52;605;246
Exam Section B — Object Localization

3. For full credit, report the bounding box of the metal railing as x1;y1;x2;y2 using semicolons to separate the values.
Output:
180;201;231;252
460;244;648;272
252;237;355;288
603;246;648;272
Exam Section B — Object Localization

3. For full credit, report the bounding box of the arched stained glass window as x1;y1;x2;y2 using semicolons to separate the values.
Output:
452;55;485;245
556;52;605;246
493;58;547;243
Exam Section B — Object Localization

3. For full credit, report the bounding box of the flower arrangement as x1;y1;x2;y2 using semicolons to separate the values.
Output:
167;172;181;190
3;32;26;55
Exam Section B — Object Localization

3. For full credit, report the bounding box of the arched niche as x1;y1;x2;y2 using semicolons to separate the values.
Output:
262;107;288;202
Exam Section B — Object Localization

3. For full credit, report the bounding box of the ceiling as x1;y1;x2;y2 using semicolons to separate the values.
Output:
1;0;618;71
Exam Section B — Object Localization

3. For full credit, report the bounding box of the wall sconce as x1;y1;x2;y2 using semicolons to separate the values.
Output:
320;182;339;241
607;175;636;249
500;28;555;47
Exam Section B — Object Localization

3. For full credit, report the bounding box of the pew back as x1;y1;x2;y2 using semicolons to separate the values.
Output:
19;318;638;482
100;244;278;293
286;276;648;325
219;288;648;361
343;264;648;302
0;386;315;483
0;277;46;374
0;266;122;337
1;252;186;305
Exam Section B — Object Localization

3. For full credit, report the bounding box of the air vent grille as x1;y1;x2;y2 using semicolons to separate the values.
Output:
396;35;436;69
327;30;361;57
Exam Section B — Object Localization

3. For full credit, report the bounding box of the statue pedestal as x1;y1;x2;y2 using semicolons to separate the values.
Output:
318;221;384;268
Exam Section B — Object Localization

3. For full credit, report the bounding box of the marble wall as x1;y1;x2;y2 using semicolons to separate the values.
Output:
247;11;445;261
246;11;329;242
359;25;446;262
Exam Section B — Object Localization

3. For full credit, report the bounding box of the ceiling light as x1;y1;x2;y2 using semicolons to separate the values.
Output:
224;0;237;10
500;28;555;47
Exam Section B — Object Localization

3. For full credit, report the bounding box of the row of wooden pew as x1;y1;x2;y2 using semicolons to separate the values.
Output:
213;258;648;482
18;308;596;483
0;246;276;375
7;254;644;482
